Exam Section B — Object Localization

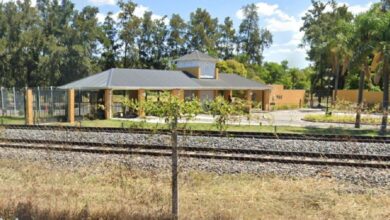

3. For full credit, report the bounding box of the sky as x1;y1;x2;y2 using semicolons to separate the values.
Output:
18;0;377;68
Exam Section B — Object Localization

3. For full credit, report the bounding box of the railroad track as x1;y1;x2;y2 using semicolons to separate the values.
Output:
0;138;389;169
1;124;390;143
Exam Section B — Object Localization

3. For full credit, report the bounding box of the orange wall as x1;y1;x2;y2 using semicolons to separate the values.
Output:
268;85;306;108
336;90;383;105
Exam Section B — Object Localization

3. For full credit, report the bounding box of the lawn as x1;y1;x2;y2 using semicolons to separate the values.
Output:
303;114;385;125
0;116;25;125
1;115;388;136
0;159;388;219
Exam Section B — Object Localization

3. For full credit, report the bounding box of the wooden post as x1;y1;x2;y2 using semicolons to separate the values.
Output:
245;90;253;112
224;90;232;102
25;89;33;125
171;89;184;101
195;90;201;100
262;90;271;111
104;89;112;119
68;89;75;124
171;116;179;220
137;89;145;117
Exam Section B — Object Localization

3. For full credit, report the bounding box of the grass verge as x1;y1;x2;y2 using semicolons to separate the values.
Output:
303;114;385;125
63;119;388;136
0;159;389;219
0;116;25;125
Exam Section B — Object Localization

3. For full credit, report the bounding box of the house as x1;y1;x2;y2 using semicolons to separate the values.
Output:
60;51;273;121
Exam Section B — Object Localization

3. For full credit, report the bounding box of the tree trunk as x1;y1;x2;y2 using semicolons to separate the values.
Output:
380;54;389;134
171;117;179;220
332;62;340;105
355;68;365;128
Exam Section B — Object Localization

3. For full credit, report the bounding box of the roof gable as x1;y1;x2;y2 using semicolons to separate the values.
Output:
174;50;219;63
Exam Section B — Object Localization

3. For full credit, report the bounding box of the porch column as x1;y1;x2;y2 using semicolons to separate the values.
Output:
262;90;271;111
137;89;145;117
224;90;232;101
245;90;253;111
104;89;112;119
67;89;75;123
25;89;33;125
171;89;184;101
195;90;201;100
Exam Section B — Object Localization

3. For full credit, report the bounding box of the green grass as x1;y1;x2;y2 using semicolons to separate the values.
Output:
58;119;389;136
1;115;387;136
0;116;25;125
303;114;385;125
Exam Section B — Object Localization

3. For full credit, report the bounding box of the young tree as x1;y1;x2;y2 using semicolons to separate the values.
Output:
208;96;247;133
123;92;202;219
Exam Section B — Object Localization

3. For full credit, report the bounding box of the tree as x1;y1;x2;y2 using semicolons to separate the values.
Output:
118;0;140;68
238;3;272;65
123;92;202;220
216;60;248;77
100;12;119;70
187;8;218;53
350;10;376;128
217;17;236;60
168;14;187;58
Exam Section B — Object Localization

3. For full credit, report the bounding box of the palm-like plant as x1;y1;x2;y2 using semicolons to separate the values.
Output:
366;2;390;133
327;18;353;104
351;11;377;128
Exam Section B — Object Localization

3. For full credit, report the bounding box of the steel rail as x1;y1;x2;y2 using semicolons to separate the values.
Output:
0;141;389;169
1;124;390;143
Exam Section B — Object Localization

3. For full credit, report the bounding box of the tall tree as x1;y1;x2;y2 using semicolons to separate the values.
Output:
118;0;140;68
238;3;272;65
100;12;119;70
187;8;218;53
168;14;187;58
217;17;236;60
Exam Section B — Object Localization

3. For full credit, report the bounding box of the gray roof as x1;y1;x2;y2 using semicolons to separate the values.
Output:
59;68;270;91
174;50;219;62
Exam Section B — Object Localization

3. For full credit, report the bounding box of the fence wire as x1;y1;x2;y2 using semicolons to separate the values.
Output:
0;122;389;219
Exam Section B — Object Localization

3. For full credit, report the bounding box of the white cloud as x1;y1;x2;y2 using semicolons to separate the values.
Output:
301;1;373;17
236;2;302;33
97;5;168;24
88;0;116;6
344;2;373;15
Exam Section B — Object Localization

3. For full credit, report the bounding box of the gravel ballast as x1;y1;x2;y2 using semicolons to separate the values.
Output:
0;128;389;187
1;128;390;155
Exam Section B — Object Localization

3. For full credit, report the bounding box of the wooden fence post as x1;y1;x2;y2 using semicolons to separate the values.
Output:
137;89;145;117
68;89;75;124
25;89;33;125
104;89;112;119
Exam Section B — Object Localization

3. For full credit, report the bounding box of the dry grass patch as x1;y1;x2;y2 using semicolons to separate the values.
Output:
0;159;389;219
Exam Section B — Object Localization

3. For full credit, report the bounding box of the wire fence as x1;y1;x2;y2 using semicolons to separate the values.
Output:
0;87;25;118
0;124;388;218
